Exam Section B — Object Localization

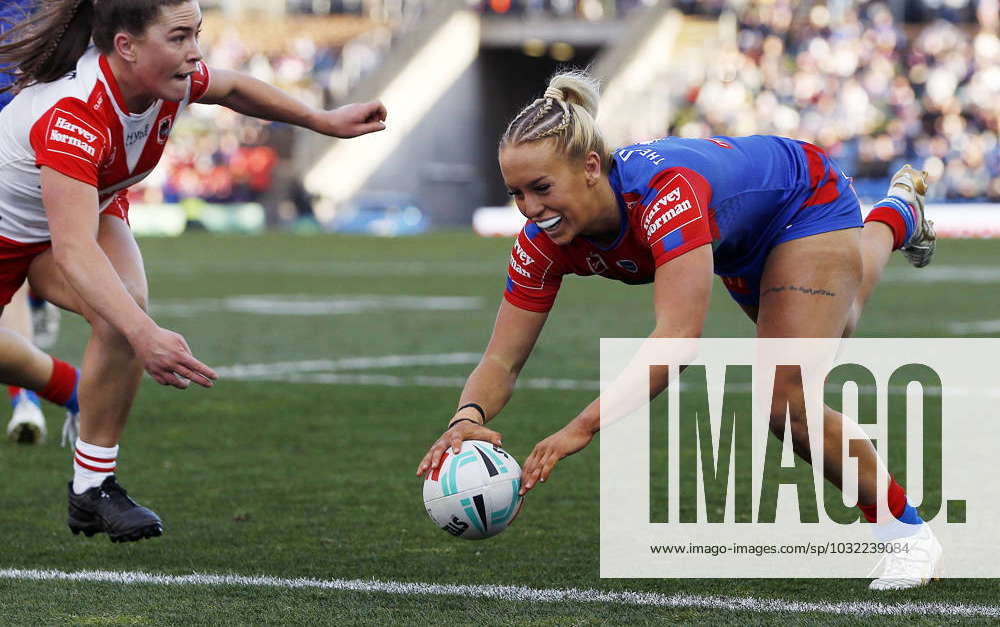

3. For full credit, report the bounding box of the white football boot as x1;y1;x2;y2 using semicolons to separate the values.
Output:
6;397;47;444
868;523;943;590
887;165;935;268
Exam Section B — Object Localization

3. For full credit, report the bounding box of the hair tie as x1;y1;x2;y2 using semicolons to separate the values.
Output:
543;86;563;101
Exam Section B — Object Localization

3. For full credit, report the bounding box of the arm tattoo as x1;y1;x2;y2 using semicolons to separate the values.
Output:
761;284;836;298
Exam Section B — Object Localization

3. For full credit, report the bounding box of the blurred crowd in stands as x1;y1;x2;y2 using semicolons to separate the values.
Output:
657;0;1000;201
472;0;655;19
142;0;1000;209
133;1;428;209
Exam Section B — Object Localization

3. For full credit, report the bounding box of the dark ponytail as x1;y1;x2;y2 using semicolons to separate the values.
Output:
0;0;190;95
0;0;94;94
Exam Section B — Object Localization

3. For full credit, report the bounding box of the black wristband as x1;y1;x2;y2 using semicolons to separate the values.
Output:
457;402;487;422
447;417;479;430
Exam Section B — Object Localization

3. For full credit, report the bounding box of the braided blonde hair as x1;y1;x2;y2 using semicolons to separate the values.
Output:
501;70;610;171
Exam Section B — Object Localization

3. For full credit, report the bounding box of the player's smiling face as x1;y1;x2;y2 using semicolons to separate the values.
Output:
500;140;618;246
122;1;204;108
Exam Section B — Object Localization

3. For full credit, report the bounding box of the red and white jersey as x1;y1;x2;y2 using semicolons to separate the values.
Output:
0;46;210;243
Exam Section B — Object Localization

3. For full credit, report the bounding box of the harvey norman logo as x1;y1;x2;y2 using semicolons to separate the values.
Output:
643;185;693;238
510;240;534;279
509;235;553;290
49;110;99;157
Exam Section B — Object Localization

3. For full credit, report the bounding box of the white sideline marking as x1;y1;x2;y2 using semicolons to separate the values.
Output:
153;260;501;277
215;353;484;379
0;569;996;618
947;319;1000;334
882;265;1000;284
216;355;1000;397
152;295;481;317
286;372;599;391
215;353;601;391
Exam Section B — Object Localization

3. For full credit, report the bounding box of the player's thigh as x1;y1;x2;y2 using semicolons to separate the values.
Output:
27;215;148;317
25;247;81;315
755;228;862;339
95;214;148;310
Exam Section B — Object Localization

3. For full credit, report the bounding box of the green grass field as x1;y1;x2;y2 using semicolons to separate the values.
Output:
1;232;998;625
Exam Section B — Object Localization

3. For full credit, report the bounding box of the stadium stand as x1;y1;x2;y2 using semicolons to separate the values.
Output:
640;1;1000;203
137;0;1000;230
132;1;435;222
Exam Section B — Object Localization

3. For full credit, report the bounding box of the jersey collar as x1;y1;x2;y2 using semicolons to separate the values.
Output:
97;54;132;115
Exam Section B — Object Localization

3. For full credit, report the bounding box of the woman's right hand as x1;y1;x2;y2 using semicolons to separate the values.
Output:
131;324;219;389
416;419;502;478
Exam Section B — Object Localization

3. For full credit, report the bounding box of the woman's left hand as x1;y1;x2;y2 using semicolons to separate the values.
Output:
312;101;387;138
519;421;594;495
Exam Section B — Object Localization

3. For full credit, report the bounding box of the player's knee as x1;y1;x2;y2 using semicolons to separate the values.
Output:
87;315;134;354
842;304;861;338
122;280;149;312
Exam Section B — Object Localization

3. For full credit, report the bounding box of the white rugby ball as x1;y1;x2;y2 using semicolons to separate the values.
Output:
422;440;523;540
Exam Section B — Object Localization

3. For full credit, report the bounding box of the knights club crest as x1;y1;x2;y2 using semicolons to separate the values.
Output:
157;116;174;144
586;253;608;275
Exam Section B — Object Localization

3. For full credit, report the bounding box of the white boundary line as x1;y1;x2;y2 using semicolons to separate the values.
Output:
0;569;997;618
153;295;482;317
215;356;1000;397
214;353;484;378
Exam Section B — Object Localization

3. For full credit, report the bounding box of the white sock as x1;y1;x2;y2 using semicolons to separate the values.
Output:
73;437;118;495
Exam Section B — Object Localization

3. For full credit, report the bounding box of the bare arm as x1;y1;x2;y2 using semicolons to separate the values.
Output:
416;301;548;476
42;168;217;388
199;67;387;138
519;244;714;493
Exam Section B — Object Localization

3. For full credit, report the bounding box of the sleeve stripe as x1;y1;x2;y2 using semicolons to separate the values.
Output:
649;213;702;249
39;148;96;165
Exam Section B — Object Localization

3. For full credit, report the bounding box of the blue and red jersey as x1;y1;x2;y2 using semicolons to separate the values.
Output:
504;135;856;312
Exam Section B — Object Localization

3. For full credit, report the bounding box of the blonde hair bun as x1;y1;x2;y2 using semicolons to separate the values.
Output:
546;71;600;119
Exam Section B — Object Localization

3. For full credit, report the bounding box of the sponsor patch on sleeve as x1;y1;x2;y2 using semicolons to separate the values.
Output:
504;228;562;312
640;168;713;267
31;102;106;186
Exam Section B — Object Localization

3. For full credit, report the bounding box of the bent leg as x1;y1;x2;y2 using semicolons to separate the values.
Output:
0;288;56;390
846;166;933;338
756;228;884;505
28;215;148;447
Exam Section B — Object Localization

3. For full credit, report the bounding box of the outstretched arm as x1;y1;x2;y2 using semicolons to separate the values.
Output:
199;67;387;138
518;244;714;493
416;301;548;476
